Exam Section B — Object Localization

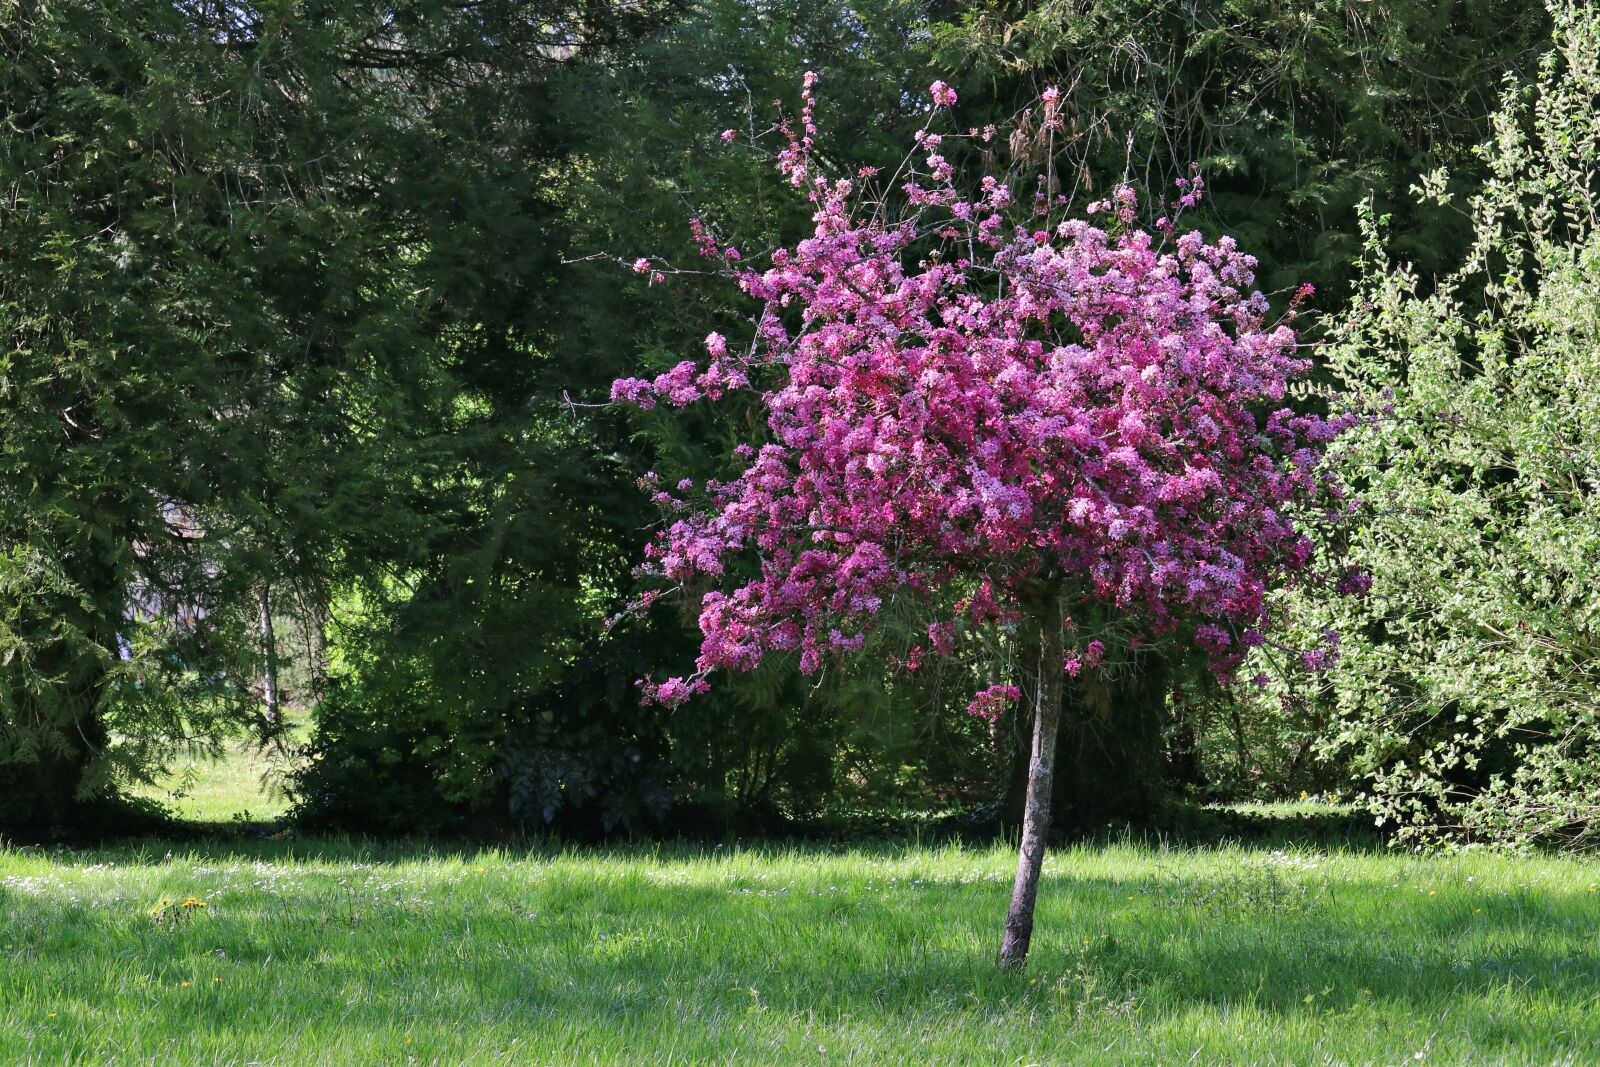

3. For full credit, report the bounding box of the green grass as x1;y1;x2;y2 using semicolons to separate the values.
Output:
4;830;1600;1064
126;713;306;825
11;739;1600;1063
126;742;289;825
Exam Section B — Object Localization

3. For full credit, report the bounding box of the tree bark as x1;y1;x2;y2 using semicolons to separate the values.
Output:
1001;657;1174;835
999;625;1040;834
305;599;329;706
998;594;1064;968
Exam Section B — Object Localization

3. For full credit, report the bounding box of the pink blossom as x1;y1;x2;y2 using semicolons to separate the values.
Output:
1334;569;1372;596
967;684;1021;722
640;676;710;708
612;81;1354;706
610;377;655;409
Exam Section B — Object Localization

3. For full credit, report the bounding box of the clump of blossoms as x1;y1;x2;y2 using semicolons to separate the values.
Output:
610;76;1355;966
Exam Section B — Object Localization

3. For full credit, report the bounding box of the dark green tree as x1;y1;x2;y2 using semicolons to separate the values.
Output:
294;0;972;837
550;0;1004;829
0;0;668;834
934;0;1550;299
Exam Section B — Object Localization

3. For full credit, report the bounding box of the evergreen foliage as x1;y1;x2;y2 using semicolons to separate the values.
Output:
5;0;1595;850
290;0;944;836
0;0;669;832
933;0;1550;300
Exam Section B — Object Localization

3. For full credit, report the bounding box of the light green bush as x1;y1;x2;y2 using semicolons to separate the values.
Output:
1306;0;1600;848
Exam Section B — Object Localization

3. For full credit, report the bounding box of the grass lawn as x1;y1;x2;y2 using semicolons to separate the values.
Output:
125;712;308;825
6;749;1600;1064
125;742;291;825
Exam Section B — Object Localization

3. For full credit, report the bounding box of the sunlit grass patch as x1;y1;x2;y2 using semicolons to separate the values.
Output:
2;832;1598;1063
125;711;306;825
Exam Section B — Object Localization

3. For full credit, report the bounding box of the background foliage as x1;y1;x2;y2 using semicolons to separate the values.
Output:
6;0;1598;850
1290;0;1600;848
933;0;1550;299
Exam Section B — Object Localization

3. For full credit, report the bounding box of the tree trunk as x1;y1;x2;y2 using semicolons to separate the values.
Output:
1001;657;1174;835
258;582;280;725
305;600;329;706
998;594;1064;968
1165;697;1206;792
999;625;1040;834
1059;658;1171;830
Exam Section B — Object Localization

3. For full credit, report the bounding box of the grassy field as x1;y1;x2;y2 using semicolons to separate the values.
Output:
125;743;292;825
126;714;306;825
6;749;1600;1064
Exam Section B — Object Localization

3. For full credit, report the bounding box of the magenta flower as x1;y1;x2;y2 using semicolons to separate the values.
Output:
614;89;1352;700
967;685;1021;722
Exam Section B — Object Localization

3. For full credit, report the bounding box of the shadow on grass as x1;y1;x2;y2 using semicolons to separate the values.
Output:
29;793;1386;870
1118;800;1387;851
934;797;1389;855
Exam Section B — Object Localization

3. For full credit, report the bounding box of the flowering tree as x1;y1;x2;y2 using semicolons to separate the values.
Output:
611;77;1352;965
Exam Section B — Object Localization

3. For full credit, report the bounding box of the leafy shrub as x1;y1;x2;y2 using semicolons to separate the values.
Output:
1292;0;1600;848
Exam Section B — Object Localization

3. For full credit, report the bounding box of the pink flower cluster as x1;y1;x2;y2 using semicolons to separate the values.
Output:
614;81;1354;708
967;684;1021;722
